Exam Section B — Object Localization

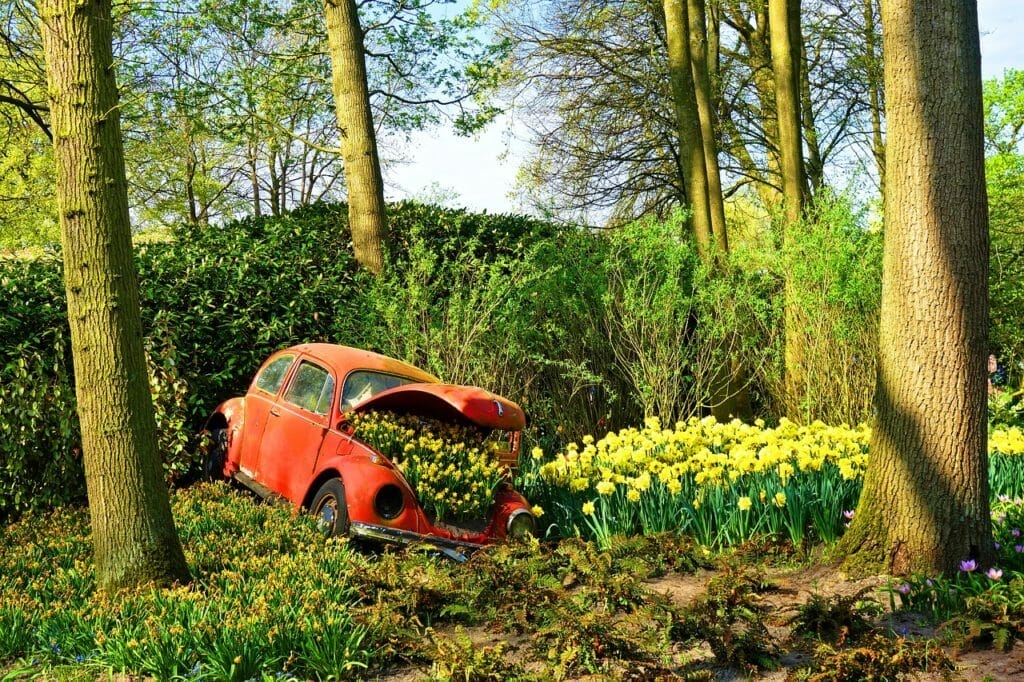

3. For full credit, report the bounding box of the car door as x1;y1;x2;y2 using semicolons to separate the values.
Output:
237;353;296;477
255;358;336;503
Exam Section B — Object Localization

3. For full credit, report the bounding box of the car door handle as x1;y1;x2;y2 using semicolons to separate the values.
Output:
269;408;281;417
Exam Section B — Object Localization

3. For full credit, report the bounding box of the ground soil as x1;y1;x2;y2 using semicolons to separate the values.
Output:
375;562;1024;681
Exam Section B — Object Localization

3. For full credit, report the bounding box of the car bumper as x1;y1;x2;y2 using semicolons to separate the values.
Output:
349;521;484;561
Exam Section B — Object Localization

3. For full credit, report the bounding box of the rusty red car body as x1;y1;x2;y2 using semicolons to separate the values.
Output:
205;343;536;557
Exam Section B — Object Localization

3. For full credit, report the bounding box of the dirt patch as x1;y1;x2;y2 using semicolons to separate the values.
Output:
373;561;1024;680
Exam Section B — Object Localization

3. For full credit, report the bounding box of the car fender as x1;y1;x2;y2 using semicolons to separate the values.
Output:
306;450;430;533
206;397;246;474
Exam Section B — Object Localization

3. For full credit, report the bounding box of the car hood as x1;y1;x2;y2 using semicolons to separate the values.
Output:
353;383;526;431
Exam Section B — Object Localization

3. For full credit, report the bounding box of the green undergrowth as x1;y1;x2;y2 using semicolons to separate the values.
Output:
2;483;1018;681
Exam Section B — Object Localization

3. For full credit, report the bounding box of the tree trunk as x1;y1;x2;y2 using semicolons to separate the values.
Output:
864;0;886;195
719;2;782;212
837;0;992;576
661;0;714;258
325;0;387;275
688;0;728;253
38;0;190;593
799;40;823;194
769;0;809;419
769;0;805;219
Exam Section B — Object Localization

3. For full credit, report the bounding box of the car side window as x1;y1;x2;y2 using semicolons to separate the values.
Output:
254;355;294;395
283;361;335;416
340;370;419;411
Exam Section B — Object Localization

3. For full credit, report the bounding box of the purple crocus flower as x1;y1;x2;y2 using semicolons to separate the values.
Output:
960;559;977;573
987;568;1003;581
896;582;912;594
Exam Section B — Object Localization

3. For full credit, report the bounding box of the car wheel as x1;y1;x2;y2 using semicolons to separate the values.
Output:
204;428;227;480
311;478;350;537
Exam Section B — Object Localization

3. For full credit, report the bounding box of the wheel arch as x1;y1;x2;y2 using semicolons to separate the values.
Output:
303;469;343;510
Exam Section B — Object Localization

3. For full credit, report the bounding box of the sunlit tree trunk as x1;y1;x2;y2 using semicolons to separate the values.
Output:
39;0;190;593
325;0;387;274
799;42;823;194
837;0;992;576
688;0;728;252
769;0;809;419
662;0;713;257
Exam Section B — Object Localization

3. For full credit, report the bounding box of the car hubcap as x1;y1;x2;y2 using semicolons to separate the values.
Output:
318;497;337;533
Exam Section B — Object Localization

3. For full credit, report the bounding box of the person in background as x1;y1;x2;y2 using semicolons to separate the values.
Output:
989;353;1008;395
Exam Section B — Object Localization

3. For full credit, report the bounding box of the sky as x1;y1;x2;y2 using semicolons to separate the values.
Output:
385;1;1024;217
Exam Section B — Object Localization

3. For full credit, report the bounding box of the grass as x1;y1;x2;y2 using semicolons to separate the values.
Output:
5;481;1024;680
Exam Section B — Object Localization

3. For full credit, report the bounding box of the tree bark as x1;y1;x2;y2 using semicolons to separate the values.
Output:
864;0;886;195
769;0;805;220
837;0;992;576
661;0;714;258
688;0;728;253
769;0;809;419
38;0;190;593
325;0;387;275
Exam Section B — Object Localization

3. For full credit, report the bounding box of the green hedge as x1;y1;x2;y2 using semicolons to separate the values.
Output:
1;196;884;521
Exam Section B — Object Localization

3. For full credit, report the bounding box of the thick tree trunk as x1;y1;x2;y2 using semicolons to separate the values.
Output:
325;0;387;275
661;0;714;257
39;0;190;593
838;0;992;576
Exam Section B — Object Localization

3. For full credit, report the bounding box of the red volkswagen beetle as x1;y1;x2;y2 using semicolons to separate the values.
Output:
204;343;536;558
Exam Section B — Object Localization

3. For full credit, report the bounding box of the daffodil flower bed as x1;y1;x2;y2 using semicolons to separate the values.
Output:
520;417;1024;549
349;411;507;523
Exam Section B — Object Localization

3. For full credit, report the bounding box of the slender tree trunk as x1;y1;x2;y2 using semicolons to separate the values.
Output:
325;0;387;274
249;146;262;218
688;0;728;252
185;147;199;226
837;0;991;576
687;0;751;420
769;0;809;419
269;146;281;217
769;0;805;221
799;41;823;194
39;0;190;593
864;0;886;195
719;3;782;211
661;0;713;257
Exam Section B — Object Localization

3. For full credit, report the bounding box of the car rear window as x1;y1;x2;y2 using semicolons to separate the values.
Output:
341;370;420;411
283;361;335;416
254;355;294;395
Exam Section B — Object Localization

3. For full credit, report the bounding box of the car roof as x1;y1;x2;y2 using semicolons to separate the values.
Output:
287;343;440;383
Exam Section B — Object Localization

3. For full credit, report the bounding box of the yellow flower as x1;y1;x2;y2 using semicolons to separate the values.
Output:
582;501;596;515
773;491;786;508
531;505;544;517
738;496;752;511
596;480;615;496
626;488;641;503
531;446;544;460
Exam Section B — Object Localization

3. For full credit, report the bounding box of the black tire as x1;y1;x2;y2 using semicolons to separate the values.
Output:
204;428;227;481
310;478;350;537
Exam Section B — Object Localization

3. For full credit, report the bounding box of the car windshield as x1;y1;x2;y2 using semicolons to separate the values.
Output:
340;370;421;412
